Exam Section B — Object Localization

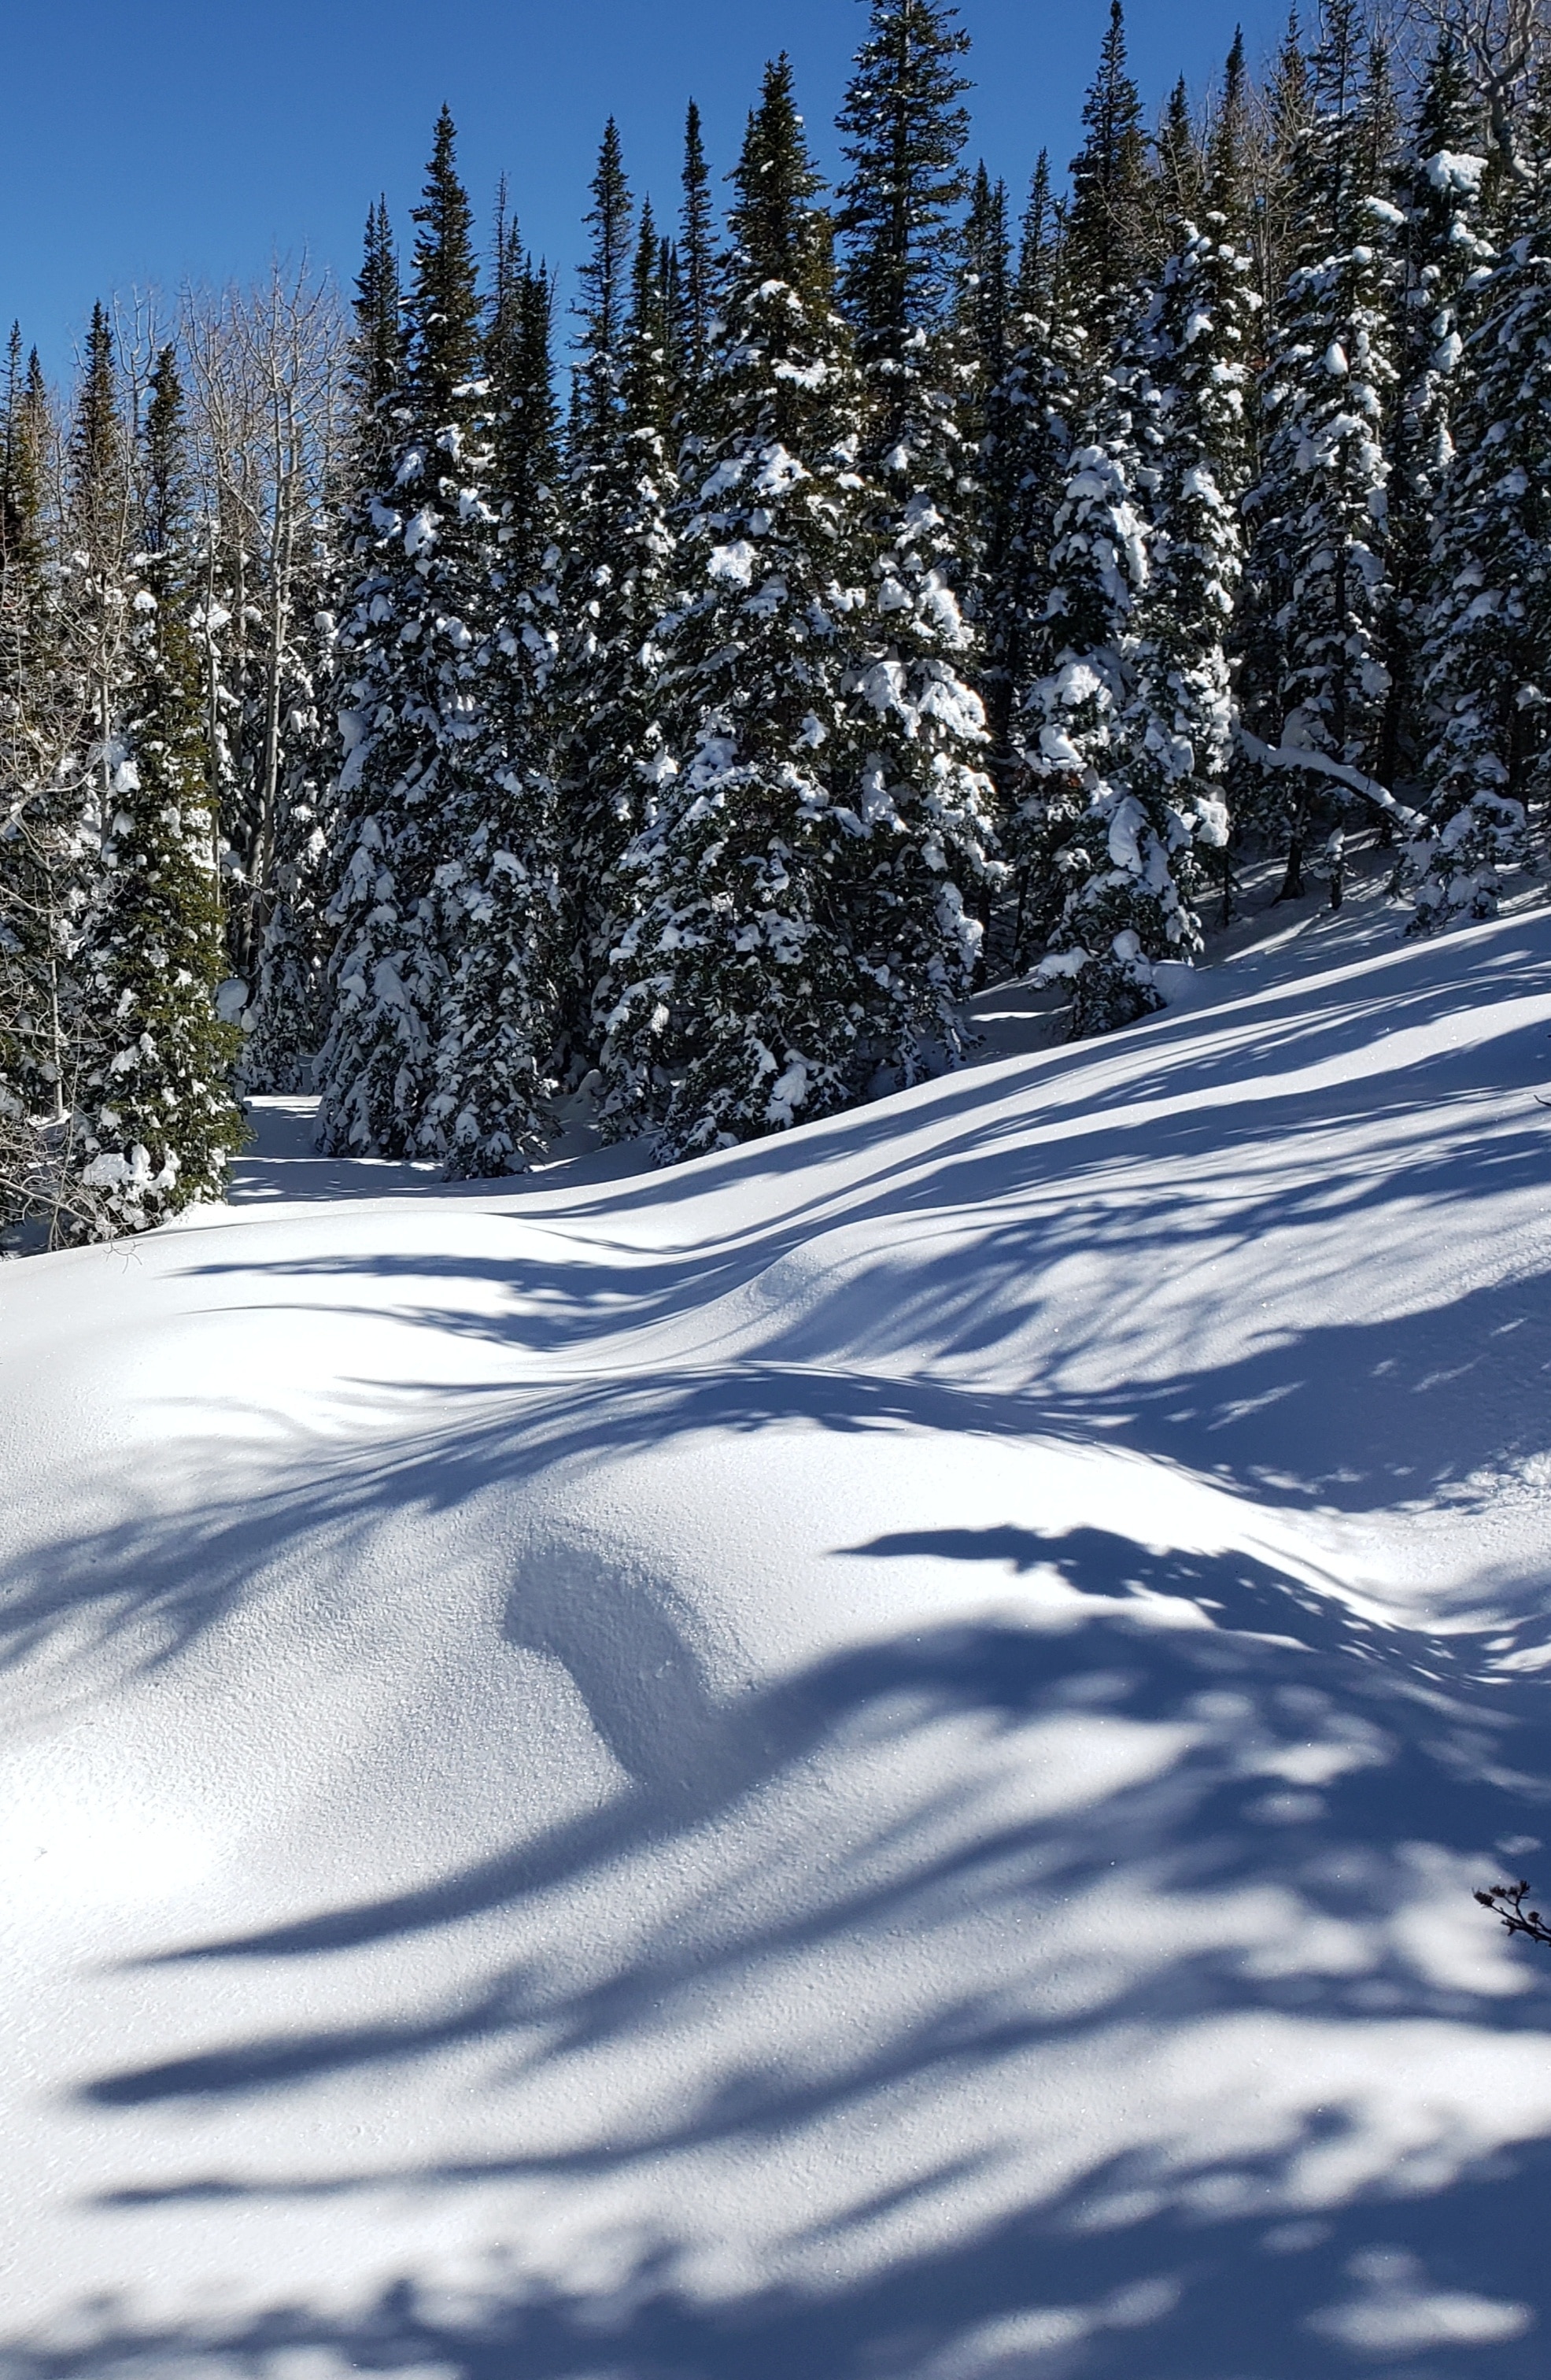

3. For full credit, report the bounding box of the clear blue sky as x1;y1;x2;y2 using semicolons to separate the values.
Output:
7;0;1294;381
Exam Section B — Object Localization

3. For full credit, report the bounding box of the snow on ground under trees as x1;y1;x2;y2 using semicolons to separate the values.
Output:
6;876;1551;2375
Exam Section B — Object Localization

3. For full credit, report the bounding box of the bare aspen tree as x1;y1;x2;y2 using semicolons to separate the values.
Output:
180;263;349;981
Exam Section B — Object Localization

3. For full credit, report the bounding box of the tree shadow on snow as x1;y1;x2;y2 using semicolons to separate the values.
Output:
15;1528;1551;2377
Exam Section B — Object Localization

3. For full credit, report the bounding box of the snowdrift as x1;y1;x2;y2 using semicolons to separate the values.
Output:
6;905;1551;2376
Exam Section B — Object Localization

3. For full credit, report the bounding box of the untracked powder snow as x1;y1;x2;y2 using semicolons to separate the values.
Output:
4;892;1551;2375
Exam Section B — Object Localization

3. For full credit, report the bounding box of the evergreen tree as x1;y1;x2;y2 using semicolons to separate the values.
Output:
981;160;1084;927
0;333;84;1235
1246;2;1399;893
955;161;1011;599
833;0;999;1013
1121;30;1258;945
0;336;66;1121
1382;37;1493;795
72;346;244;1233
602;59;995;1156
1154;76;1204;235
1409;221;1551;926
677;98;718;431
349;196;407;482
573;118;633;444
554;201;681;1080
428;195;563;1177
1065;0;1152;353
835;0;978;663
316;110;497;1159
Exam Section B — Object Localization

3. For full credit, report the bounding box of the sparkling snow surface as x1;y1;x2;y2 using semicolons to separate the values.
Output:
6;894;1551;2374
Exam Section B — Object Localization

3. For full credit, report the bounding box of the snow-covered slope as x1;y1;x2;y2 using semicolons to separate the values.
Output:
6;904;1551;2377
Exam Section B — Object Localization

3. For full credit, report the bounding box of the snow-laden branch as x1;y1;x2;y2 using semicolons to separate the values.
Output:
1237;729;1427;833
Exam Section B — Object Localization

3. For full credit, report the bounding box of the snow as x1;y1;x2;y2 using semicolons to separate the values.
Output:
6;893;1551;2374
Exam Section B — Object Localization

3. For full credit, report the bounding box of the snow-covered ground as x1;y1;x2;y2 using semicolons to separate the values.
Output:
6;874;1551;2376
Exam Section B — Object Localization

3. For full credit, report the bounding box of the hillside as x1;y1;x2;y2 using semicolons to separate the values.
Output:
5;889;1551;2376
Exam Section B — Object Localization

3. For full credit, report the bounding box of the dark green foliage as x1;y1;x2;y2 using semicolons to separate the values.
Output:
73;347;245;1231
349;197;405;475
836;0;972;411
1382;36;1491;796
678;100;718;394
1065;0;1151;346
317;110;499;1161
574;119;633;442
409;105;482;419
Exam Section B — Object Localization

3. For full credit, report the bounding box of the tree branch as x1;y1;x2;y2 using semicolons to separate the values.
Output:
1475;1878;1551;1946
1238;728;1427;832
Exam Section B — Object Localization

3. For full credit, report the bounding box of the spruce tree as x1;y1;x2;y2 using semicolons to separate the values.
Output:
349;197;407;483
316;110;497;1159
1246;2;1399;892
983;161;1084;943
601;58;995;1155
1064;1;1152;355
1120;31;1259;952
1409;216;1550;926
1382;37;1492;796
833;0;999;1026
678;99;718;428
554;200;680;1082
0;333;83;1235
72;347;244;1233
429;198;563;1178
836;0;975;559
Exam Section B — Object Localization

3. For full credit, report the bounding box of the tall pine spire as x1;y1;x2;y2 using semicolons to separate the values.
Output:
1065;1;1150;349
73;346;244;1232
317;112;498;1160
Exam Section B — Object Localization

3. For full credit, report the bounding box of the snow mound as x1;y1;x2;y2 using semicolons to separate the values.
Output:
5;909;1551;2376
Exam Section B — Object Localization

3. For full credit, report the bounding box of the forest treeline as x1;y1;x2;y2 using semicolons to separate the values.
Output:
2;0;1546;1240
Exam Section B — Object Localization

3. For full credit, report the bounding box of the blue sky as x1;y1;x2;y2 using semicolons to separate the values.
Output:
7;0;1294;380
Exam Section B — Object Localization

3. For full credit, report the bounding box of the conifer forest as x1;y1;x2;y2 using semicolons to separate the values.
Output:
2;0;1545;1244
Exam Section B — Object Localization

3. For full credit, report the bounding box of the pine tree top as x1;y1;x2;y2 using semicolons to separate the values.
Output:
1065;1;1150;328
836;0;972;345
72;300;122;544
408;107;482;420
728;55;832;306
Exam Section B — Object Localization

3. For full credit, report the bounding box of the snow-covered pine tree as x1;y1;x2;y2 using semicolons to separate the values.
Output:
0;332;84;1233
1121;31;1259;944
1;337;66;1122
1246;2;1400;896
1409;122;1551;928
981;160;1084;944
548;126;658;1069
833;0;1001;1044
554;201;681;1083
351;197;408;484
486;191;559;593
1064;0;1153;357
71;346;244;1233
429;194;563;1178
1252;10;1315;317
954;161;1010;697
1381;36;1492;797
316;110;497;1159
602;58;997;1155
596;59;877;1151
674;100;719;456
1014;4;1170;1033
241;231;397;1095
836;0;975;589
